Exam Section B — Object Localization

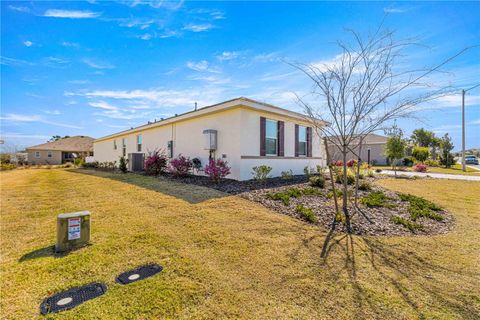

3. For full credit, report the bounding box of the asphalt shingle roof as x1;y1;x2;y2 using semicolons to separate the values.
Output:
26;136;94;152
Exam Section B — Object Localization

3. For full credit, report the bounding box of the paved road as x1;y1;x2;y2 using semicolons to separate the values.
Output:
380;170;480;181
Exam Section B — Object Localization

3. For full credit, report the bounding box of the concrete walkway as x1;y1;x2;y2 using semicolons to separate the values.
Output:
379;170;480;181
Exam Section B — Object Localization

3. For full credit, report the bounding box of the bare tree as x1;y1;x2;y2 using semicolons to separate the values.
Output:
290;24;470;232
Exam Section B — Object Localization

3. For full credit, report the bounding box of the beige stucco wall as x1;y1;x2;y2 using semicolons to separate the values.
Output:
328;143;387;165
94;106;326;180
27;150;62;165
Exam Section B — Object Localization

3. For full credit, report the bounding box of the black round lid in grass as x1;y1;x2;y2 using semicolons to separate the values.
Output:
115;263;163;285
40;282;107;315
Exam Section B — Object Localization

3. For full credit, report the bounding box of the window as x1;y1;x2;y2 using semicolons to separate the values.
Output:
47;151;53;158
265;119;278;155
122;138;126;157
35;151;40;158
167;140;173;158
298;126;307;156
137;134;142;152
113;140;117;150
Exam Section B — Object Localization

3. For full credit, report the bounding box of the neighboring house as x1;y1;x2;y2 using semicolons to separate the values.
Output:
94;97;327;180
26;136;94;165
327;133;389;165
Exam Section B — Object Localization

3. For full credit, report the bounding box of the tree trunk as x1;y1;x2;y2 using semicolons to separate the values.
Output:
342;145;351;232
323;138;339;227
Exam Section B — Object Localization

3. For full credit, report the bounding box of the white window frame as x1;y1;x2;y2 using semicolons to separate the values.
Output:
47;151;53;158
298;126;307;156
137;134;142;152
35;151;40;158
265;119;278;156
122;138;126;157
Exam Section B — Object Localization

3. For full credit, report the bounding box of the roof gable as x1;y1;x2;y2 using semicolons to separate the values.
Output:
27;136;94;152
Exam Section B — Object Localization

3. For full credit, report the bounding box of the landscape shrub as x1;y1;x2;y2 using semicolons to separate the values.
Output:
252;165;272;182
346;159;357;167
309;175;325;188
390;216;424;231
74;158;85;167
335;160;343;167
266;187;302;205
358;181;372;191
316;165;325;175
83;161;99;169
119;156;128;173
412;163;427;172
169;155;192;176
412;147;430;162
304;166;318;177
335;211;346;223
0;163;16;171
281;170;294;180
402;156;415;166
335;172;355;185
360;191;393;208
144;150;168;176
301;187;322;196
375;168;382;173
326;189;343;199
205;159;231;182
398;193;443;221
296;205;317;223
424;159;439;167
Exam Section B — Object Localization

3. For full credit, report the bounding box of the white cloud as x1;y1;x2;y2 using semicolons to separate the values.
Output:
68;80;90;84
43;9;101;19
119;18;154;29
384;7;407;14
8;5;30;13
82;58;115;69
137;33;153;41
1;56;34;66
124;0;184;10
61;41;80;48
183;23;214;32
43;56;70;68
23;40;33;47
217;51;241;61
186;60;221;73
89;101;119;111
253;52;280;63
44;110;62;115
187;74;231;85
0;114;82;129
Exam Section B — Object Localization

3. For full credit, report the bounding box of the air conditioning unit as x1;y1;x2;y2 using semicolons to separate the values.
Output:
56;211;91;252
203;129;217;150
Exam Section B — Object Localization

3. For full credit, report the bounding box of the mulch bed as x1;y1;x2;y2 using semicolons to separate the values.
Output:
161;174;454;236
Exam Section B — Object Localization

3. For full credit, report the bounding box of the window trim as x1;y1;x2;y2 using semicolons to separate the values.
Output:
137;134;142;152
122;138;126;157
35;151;40;158
47;151;53;158
265;119;278;156
297;125;307;157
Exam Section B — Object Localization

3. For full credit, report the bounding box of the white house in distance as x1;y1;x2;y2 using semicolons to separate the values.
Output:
94;97;327;180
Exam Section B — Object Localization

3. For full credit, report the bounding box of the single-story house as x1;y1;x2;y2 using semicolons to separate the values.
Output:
94;97;327;180
26;136;94;165
327;133;389;165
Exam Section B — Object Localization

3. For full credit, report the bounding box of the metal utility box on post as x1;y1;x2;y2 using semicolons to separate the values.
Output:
56;211;91;253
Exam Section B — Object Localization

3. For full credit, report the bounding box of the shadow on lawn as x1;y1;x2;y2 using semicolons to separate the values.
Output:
315;230;479;319
19;244;92;262
69;169;229;204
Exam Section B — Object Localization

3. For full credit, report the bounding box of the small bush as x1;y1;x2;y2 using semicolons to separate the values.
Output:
83;161;99;169
403;156;415;166
296;205;317;223
358;173;365;179
360;191;393;208
334;160;343;167
358;181;372;191
0;163;16;171
398;193;443;221
375;168;382;173
169;155;192;176
119;156;128;173
205;158;231;182
425;159;439;167
144;150;168;175
302;187;322;196
304;166;317;177
367;170;375;177
281;170;293;180
390;216;424;231
412;163;427;172
252;165;272;182
326;189;343;199
346;159;357;167
335;172;355;185
74;158;85;167
412;147;430;162
266;188;302;205
335;211;346;223
309;176;325;188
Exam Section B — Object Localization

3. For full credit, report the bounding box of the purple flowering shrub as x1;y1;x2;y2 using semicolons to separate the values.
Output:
205;159;231;182
144;149;168;175
169;155;192;176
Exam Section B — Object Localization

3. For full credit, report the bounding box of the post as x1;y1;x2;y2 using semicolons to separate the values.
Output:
462;89;466;172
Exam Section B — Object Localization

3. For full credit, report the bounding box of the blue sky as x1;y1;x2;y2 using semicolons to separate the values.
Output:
1;1;479;150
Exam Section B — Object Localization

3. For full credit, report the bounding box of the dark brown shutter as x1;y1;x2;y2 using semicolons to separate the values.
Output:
307;127;312;157
278;121;284;157
294;124;299;157
260;117;266;156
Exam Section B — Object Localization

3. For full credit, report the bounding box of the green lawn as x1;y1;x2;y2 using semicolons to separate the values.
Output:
1;168;479;319
375;164;480;176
